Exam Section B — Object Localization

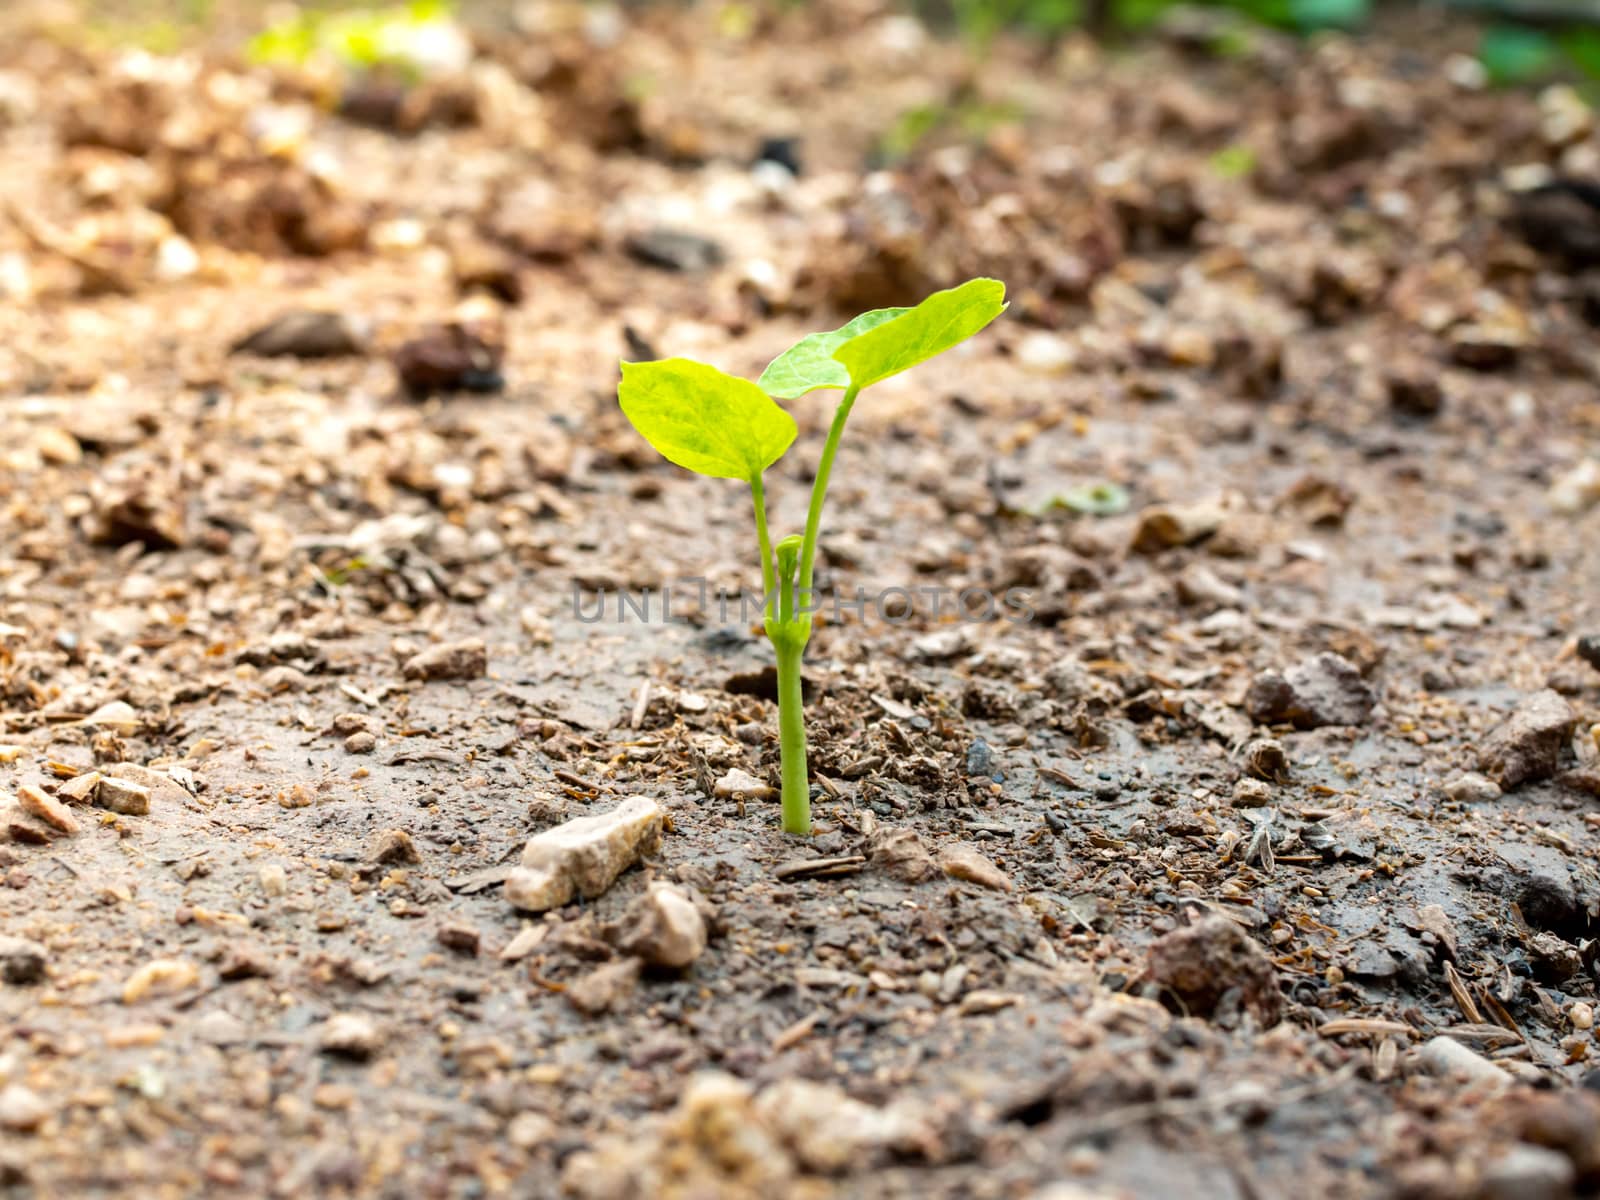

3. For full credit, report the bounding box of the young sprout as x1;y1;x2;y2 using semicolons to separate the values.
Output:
618;278;1007;835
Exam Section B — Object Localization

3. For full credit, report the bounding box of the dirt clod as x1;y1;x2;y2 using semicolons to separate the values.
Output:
938;842;1013;892
1477;690;1577;790
566;957;642;1016
402;639;488;682
870;827;940;883
0;935;47;985
368;828;422;866
610;881;707;968
1245;653;1376;729
393;323;505;397
1147;915;1282;1026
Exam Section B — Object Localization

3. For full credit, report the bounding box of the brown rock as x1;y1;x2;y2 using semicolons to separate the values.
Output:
0;935;47;984
95;776;150;816
566;958;642;1016
1147;915;1281;1026
870;828;939;884
938;843;1013;892
611;882;707;968
89;475;185;550
1246;653;1376;729
369;829;422;866
57;772;101;804
320;1012;382;1059
100;764;192;806
713;768;775;801
1277;475;1354;529
490;179;600;263
1175;563;1243;611
1511;179;1600;269
1507;1089;1600;1178
450;237;523;304
393;322;505;397
1387;363;1443;418
1130;499;1226;553
230;310;368;358
16;784;78;836
436;921;482;957
1478;690;1577;790
217;943;274;981
402;639;488;682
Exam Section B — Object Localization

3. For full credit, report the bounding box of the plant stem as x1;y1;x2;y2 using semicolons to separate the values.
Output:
750;475;776;612
798;382;859;601
775;637;810;836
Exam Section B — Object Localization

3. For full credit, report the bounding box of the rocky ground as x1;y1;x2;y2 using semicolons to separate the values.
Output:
3;2;1600;1197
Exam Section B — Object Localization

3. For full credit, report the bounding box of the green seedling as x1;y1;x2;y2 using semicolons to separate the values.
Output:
618;278;1007;836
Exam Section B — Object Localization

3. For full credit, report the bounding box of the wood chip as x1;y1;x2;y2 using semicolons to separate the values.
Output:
1318;1017;1415;1039
773;855;867;881
446;865;512;894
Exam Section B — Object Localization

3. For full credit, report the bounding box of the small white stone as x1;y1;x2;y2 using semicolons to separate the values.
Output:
122;959;200;1004
1549;459;1600;516
504;796;663;912
1417;1036;1506;1088
755;1078;930;1174
506;1111;555;1150
0;1084;48;1132
1481;1144;1575;1200
1016;331;1076;375
615;882;707;968
96;776;150;816
713;769;774;801
1443;771;1502;804
320;1013;381;1059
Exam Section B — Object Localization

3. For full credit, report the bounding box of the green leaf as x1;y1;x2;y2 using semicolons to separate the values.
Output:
832;277;1007;392
1479;25;1557;87
757;307;909;399
1033;481;1130;517
618;358;797;483
1288;0;1367;30
1558;29;1600;84
1208;144;1257;180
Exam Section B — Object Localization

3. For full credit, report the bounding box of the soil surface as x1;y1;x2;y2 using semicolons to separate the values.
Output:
3;4;1600;1198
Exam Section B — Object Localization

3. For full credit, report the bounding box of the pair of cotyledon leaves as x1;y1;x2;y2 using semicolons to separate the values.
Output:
617;277;1007;483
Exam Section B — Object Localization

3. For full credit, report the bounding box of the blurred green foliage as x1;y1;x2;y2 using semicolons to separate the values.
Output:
919;0;1374;41
67;0;1600;98
246;0;455;73
920;0;1600;94
1478;22;1600;86
876;93;1024;161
